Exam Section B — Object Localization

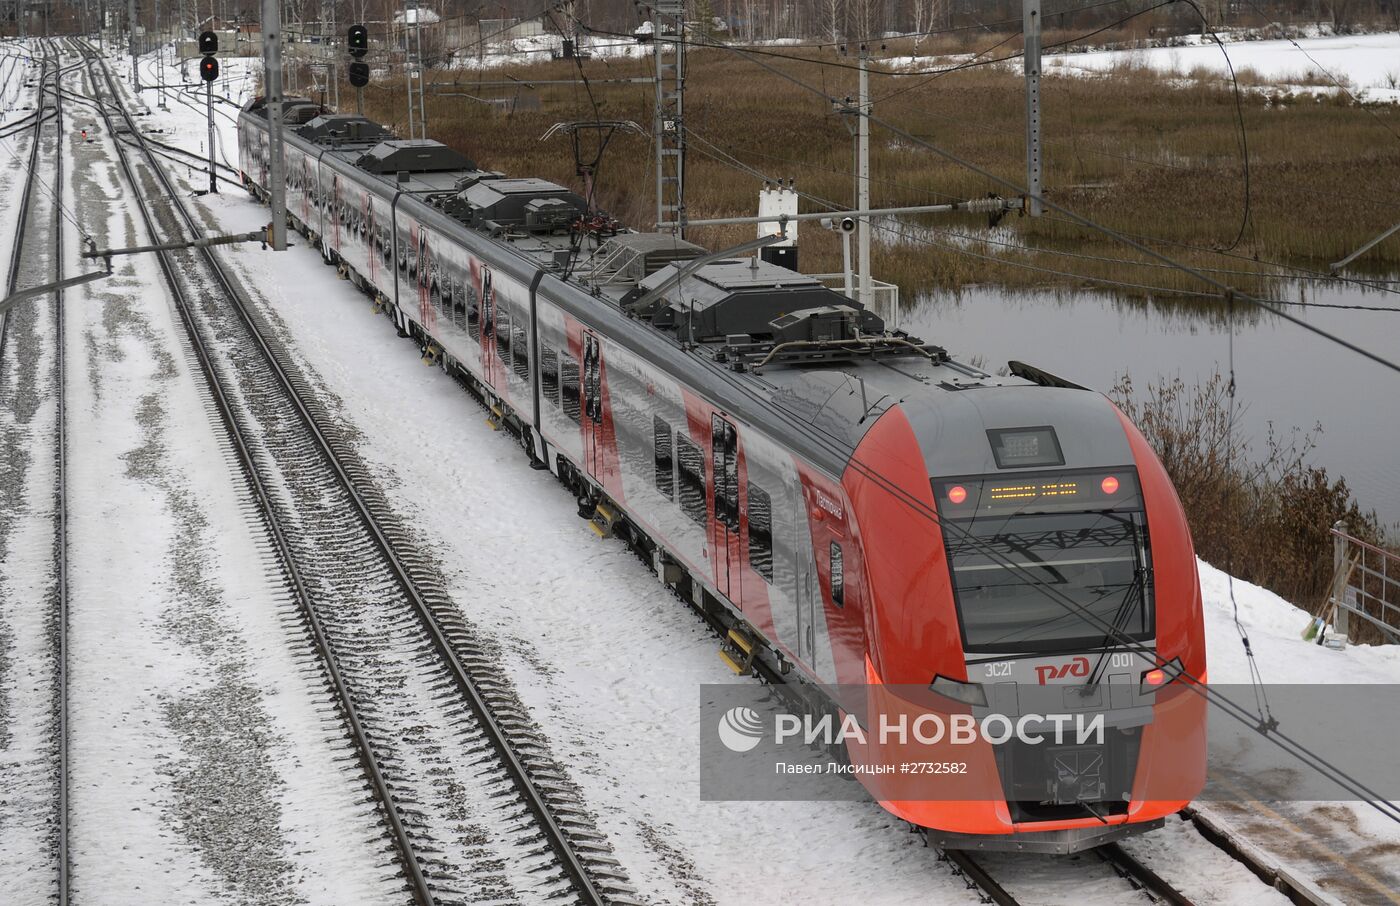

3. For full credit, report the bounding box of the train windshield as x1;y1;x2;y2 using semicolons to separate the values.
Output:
933;470;1153;655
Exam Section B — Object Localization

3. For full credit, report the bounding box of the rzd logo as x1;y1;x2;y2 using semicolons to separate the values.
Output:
1035;656;1090;685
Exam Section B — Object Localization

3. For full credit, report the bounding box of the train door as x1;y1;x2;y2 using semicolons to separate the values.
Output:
330;174;341;252
582;332;603;476
711;415;740;601
797;559;818;666
479;266;496;383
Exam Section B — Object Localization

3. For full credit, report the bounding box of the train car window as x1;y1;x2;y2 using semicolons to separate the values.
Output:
541;344;560;405
747;483;773;582
466;286;480;340
654;417;674;500
512;323;529;380
830;543;845;607
451;277;465;327
561;357;581;423
496;302;510;344
676;435;706;525
497;305;513;370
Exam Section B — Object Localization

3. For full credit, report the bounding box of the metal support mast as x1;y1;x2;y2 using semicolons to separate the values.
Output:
206;72;217;193
262;0;287;250
414;5;426;136
1024;0;1043;217
652;0;685;237
857;44;871;309
128;0;139;91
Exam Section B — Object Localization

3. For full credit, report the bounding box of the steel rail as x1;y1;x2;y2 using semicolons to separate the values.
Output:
47;37;71;906
1;41;49;356
80;40;611;906
75;44;438;906
5;37;73;906
943;851;1022;906
1098;842;1196;906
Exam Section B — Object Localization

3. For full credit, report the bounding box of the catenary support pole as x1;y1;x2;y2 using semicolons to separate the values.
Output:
262;0;286;249
857;44;871;308
414;6;426;136
1024;0;1043;217
206;75;217;193
128;0;138;91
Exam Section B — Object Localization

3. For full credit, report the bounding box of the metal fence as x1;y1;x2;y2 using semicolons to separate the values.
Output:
1327;522;1400;645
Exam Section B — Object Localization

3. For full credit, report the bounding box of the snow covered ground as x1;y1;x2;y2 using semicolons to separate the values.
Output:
100;43;1400;904
1044;32;1400;103
0;44;404;904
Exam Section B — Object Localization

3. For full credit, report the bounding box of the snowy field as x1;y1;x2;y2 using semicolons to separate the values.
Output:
1045;31;1400;103
446;25;1400;105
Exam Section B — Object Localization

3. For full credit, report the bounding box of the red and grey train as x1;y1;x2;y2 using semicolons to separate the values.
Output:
238;98;1207;853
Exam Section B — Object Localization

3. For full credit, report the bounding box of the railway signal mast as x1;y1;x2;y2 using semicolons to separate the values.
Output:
261;0;287;250
199;29;219;195
347;24;369;114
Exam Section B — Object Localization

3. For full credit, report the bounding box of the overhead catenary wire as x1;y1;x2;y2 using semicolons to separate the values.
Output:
663;25;1400;377
633;7;1400;824
683;128;1400;312
683;116;1394;823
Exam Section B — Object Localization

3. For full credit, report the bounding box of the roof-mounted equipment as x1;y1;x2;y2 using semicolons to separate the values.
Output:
440;177;586;233
355;139;477;174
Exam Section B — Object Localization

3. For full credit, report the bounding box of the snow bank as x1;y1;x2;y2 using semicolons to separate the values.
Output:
1045;32;1400;103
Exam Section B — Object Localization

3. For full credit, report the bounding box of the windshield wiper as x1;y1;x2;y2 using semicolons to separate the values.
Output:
1087;564;1148;685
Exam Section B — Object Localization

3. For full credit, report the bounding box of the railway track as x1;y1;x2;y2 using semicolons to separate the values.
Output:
78;41;635;905
0;36;71;906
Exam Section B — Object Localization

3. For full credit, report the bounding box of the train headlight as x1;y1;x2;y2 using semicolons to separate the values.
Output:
930;675;987;707
1139;657;1184;695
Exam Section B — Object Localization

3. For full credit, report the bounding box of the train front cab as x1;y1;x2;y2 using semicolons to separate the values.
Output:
841;386;1207;853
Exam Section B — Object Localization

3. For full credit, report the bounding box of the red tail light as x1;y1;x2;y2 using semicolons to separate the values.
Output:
1101;475;1120;494
948;485;967;504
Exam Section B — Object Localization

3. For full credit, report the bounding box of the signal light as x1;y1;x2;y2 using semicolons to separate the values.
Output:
348;24;369;58
198;30;218;55
1101;475;1120;495
348;61;370;88
1140;657;1184;695
947;485;967;504
199;56;219;82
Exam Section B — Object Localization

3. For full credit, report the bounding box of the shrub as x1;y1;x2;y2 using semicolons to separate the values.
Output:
1110;371;1387;640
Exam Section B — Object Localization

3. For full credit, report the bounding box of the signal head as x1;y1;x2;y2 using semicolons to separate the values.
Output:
199;55;219;82
348;61;370;88
348;24;369;57
198;30;218;54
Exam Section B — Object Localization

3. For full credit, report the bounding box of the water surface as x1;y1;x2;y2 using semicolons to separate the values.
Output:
899;281;1400;527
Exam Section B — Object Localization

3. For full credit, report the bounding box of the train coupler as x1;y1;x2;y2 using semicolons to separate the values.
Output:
719;627;756;675
588;501;621;538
